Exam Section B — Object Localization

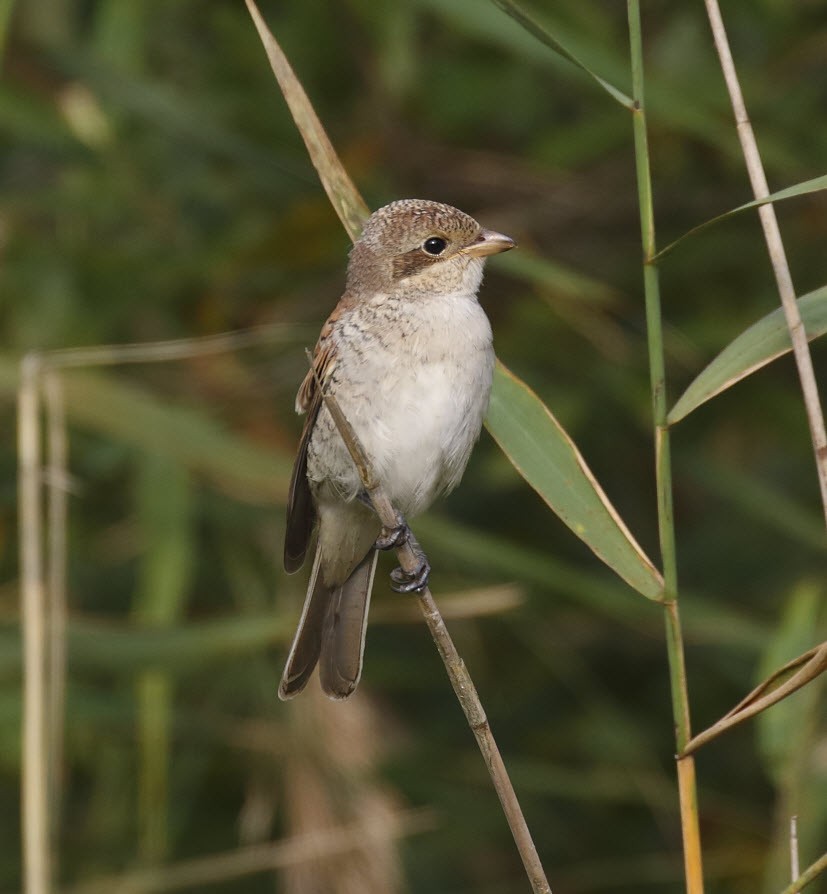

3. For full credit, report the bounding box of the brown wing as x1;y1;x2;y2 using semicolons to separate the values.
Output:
283;334;337;573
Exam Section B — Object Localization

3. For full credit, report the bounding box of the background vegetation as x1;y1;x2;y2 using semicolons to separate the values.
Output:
2;1;826;892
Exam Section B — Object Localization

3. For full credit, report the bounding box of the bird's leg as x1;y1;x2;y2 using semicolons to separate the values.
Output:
356;491;430;592
357;491;411;551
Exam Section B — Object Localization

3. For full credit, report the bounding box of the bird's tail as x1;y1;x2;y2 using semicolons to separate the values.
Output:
278;546;378;700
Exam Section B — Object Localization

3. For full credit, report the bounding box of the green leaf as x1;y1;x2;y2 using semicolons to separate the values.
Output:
485;361;664;600
669;286;827;424
656;173;827;261
490;0;634;109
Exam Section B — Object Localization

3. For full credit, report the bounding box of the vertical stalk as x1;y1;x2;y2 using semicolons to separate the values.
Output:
19;354;51;894
44;370;68;877
627;3;704;893
702;0;827;526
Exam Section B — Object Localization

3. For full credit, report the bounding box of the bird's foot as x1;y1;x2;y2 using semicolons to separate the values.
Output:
390;533;431;592
374;511;410;551
355;493;430;592
390;558;430;593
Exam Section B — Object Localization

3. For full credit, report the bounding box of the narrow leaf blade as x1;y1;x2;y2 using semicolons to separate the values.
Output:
486;361;664;600
657;173;827;261
491;0;634;109
669;286;827;424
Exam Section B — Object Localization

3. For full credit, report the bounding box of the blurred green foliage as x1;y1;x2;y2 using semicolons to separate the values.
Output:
1;1;826;892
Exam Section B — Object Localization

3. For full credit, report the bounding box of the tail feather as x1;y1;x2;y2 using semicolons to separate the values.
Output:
278;547;378;701
278;548;328;700
319;550;378;700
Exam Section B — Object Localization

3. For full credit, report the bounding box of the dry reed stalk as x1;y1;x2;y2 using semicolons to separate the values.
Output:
703;0;827;527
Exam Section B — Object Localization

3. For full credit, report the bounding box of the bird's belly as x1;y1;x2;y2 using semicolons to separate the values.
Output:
360;353;492;517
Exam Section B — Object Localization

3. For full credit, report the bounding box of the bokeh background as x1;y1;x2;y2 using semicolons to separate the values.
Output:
2;1;826;892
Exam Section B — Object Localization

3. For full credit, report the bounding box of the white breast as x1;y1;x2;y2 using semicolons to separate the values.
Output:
309;288;494;519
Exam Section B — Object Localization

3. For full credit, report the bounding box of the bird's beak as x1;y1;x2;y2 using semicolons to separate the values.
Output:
462;228;516;258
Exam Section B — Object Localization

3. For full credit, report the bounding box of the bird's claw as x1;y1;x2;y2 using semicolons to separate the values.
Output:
390;558;431;593
374;512;410;551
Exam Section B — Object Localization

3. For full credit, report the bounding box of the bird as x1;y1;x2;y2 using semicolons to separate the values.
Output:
278;198;515;701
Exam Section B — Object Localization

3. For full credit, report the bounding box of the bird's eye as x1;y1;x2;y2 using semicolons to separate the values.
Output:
422;236;447;256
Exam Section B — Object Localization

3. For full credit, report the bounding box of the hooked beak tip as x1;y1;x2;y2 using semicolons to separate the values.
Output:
464;229;516;258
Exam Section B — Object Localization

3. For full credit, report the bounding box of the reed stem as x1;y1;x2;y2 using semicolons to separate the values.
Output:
627;4;704;892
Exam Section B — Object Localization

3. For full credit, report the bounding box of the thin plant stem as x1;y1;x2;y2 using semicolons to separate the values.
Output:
311;365;552;894
779;849;827;894
44;370;68;876
627;3;704;893
702;0;827;527
19;353;51;894
790;815;799;882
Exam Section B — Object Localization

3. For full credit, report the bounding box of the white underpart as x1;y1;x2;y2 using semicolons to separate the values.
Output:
307;259;494;520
